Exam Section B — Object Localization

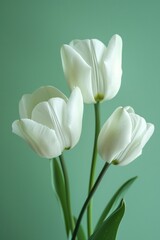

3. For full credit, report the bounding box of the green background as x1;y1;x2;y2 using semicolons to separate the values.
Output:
1;0;159;239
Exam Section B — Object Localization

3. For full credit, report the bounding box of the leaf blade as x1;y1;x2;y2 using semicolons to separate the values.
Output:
95;176;137;230
89;200;125;240
51;158;70;236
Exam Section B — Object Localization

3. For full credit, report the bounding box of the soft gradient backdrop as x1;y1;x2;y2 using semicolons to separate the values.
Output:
1;0;159;239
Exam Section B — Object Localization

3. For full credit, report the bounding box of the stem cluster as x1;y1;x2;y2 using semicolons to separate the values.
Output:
53;102;110;240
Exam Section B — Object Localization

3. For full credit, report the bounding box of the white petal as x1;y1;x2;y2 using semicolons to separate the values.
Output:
98;107;132;163
117;114;146;165
19;86;68;118
140;123;155;148
70;39;107;65
70;39;94;65
118;118;155;166
117;148;142;166
102;35;122;100
61;45;95;103
12;119;63;158
106;35;122;58
124;106;135;114
66;87;83;148
31;98;70;148
69;39;108;99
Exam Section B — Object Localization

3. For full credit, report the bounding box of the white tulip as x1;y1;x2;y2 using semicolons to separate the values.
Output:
61;34;122;103
12;86;83;159
97;106;154;166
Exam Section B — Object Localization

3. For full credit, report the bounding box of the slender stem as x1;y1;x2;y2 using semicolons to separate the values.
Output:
59;155;75;233
87;102;100;237
71;162;110;240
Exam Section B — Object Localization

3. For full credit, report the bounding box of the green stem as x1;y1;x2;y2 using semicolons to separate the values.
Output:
71;162;110;240
87;102;100;237
59;155;75;234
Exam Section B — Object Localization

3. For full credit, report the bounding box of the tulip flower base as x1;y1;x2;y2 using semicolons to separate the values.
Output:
12;34;154;240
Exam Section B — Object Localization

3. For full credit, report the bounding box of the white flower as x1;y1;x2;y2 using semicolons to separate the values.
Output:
12;86;83;159
61;34;122;103
97;106;154;166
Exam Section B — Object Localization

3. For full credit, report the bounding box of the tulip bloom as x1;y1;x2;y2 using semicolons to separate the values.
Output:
12;86;83;159
97;106;154;166
61;34;122;103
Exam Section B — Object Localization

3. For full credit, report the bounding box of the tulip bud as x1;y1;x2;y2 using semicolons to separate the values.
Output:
98;106;154;166
12;86;83;159
61;34;122;103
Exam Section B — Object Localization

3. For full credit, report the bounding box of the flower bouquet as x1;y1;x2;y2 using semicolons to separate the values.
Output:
12;34;154;240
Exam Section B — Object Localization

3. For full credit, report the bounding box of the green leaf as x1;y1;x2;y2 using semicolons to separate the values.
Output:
50;158;70;236
74;217;86;240
95;176;137;230
89;200;125;240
